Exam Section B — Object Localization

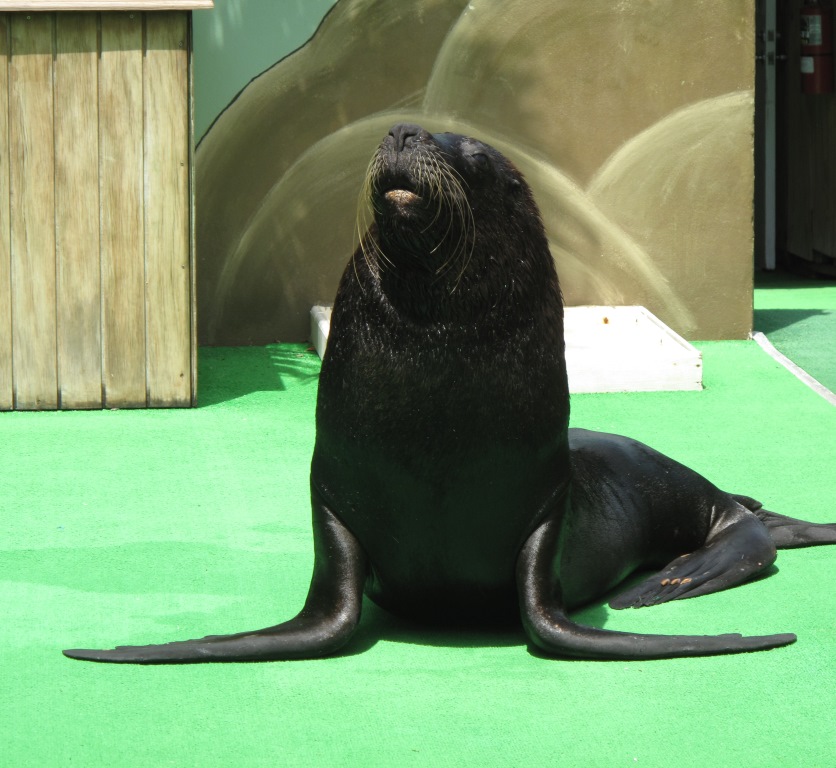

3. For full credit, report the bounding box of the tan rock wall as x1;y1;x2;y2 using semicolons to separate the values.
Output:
196;0;755;344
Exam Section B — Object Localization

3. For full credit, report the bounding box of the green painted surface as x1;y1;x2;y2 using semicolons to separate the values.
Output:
755;270;836;394
1;341;834;767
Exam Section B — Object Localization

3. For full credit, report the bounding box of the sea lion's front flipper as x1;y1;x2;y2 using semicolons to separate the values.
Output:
63;496;368;664
518;514;794;660
609;507;778;610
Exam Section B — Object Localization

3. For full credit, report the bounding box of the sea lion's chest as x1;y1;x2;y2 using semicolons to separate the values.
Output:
311;310;570;614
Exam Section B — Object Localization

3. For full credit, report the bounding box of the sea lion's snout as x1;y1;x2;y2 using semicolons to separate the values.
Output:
372;124;439;213
378;123;435;199
387;123;431;152
361;123;479;279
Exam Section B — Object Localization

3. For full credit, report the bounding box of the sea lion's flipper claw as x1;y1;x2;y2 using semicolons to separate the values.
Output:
609;512;778;610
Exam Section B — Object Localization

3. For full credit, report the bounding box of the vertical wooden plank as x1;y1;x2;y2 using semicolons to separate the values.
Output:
9;13;58;410
0;14;11;410
55;12;102;409
144;12;191;406
100;12;145;407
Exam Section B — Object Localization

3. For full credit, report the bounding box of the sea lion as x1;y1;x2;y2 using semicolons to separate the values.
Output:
64;123;836;663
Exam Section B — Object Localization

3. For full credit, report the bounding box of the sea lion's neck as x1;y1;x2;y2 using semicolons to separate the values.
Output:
370;252;558;333
374;267;496;326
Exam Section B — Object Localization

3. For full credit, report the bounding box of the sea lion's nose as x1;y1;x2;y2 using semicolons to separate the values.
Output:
389;123;427;152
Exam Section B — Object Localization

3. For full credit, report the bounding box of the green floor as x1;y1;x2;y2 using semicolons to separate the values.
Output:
754;269;836;394
2;291;835;767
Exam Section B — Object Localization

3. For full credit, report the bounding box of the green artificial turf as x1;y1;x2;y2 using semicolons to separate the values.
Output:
2;341;835;767
755;270;836;394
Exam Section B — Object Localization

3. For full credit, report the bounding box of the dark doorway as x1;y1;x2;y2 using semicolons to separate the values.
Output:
757;0;836;277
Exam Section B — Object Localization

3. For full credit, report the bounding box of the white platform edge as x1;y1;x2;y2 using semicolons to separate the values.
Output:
311;305;332;361
310;305;703;394
751;331;836;406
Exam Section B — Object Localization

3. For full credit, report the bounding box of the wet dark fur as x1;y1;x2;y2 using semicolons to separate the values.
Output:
315;126;570;621
64;124;836;664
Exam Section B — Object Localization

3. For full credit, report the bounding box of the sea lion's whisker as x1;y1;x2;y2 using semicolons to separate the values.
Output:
433;168;474;283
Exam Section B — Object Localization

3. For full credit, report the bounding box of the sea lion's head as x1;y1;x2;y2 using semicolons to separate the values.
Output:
359;124;550;311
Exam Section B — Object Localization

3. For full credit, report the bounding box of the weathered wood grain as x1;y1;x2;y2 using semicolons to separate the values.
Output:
144;12;191;406
55;12;102;408
9;13;58;410
100;13;146;407
0;14;11;410
1;9;196;410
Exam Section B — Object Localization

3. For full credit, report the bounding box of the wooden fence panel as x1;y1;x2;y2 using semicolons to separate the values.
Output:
0;10;195;410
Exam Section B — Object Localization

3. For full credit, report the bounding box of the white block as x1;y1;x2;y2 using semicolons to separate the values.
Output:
563;306;702;393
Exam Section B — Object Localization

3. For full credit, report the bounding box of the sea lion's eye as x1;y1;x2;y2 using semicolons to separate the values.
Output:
471;152;490;171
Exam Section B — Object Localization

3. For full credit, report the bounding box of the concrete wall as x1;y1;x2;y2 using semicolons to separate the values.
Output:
194;0;756;344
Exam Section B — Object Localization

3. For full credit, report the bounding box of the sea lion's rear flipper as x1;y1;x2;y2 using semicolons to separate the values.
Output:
518;514;794;660
752;510;836;548
608;508;778;610
63;498;368;664
731;494;836;548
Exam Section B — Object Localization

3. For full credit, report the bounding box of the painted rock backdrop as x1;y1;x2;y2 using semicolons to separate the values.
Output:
196;0;755;344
